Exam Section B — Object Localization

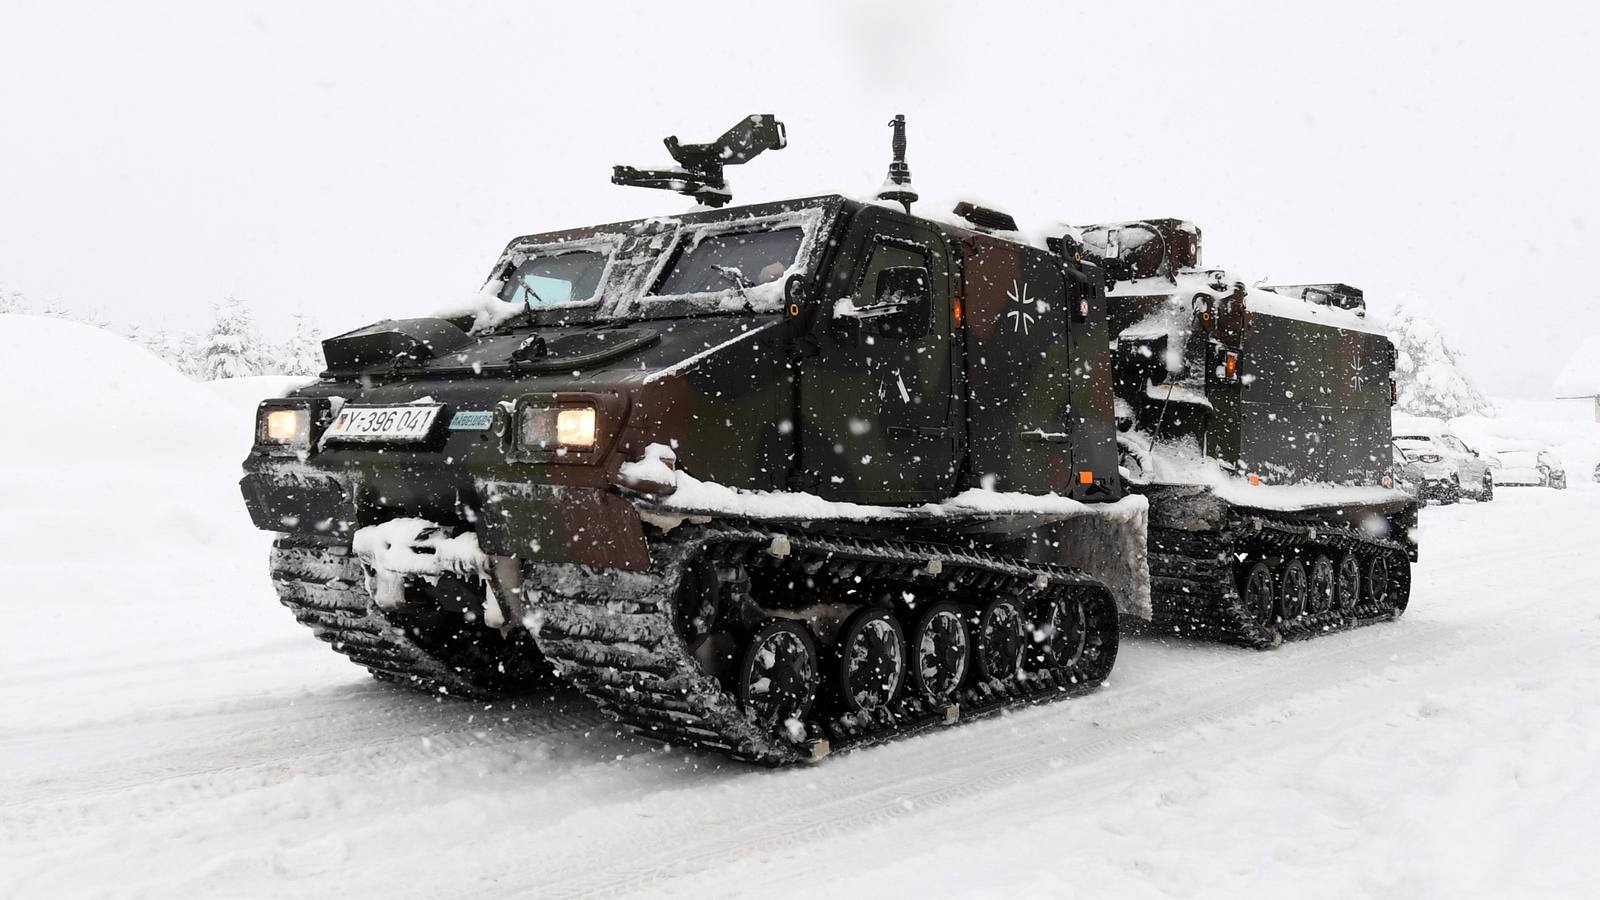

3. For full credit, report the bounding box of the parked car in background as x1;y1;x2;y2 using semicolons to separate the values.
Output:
1392;442;1458;503
1491;448;1567;489
1393;432;1495;501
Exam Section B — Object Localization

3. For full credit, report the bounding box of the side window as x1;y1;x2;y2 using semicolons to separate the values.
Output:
857;239;935;338
860;241;930;299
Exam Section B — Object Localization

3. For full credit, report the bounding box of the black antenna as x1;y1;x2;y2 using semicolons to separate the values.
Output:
877;114;919;213
611;114;787;208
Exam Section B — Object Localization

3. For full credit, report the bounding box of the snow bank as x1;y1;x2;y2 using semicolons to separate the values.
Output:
205;375;317;422
0;316;254;555
0;315;235;464
0;315;296;689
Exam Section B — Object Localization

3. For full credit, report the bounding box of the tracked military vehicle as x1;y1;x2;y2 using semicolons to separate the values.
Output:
241;116;1414;763
1059;219;1418;647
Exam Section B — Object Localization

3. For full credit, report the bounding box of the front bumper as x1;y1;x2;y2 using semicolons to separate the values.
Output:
241;468;358;538
240;463;651;571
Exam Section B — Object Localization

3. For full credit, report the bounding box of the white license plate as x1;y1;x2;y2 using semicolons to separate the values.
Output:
324;405;442;443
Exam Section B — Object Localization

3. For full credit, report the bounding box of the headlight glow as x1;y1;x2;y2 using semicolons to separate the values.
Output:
518;402;599;453
264;408;305;444
556;407;597;449
256;402;314;454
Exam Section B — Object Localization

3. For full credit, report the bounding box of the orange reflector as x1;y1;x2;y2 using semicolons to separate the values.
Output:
953;296;965;326
1248;473;1261;486
1078;471;1094;485
1225;351;1239;378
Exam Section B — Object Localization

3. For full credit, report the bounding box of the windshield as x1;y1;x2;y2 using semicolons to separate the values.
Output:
500;251;606;307
653;227;805;295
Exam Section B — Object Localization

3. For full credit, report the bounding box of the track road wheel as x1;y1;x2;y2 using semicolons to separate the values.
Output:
834;608;906;714
1364;554;1393;609
1308;555;1336;614
1035;593;1090;670
909;601;969;702
1335;552;1362;612
1241;561;1277;628
973;597;1026;684
1276;558;1308;622
737;620;819;733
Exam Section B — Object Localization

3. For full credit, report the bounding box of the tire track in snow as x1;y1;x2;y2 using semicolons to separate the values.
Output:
451;620;1460;899
0;689;612;840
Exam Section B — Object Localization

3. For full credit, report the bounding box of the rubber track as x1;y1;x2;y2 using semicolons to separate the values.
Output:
526;523;1121;765
268;535;545;699
1147;511;1413;648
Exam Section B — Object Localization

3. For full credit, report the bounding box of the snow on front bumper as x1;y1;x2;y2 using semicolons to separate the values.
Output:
349;518;505;626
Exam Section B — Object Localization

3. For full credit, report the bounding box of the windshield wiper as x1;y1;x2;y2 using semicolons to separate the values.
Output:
713;265;755;311
489;280;550;333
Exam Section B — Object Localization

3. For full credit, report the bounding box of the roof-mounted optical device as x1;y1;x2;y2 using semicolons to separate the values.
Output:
612;114;787;208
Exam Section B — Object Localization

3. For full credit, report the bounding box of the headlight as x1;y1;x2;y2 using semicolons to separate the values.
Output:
255;401;313;454
556;407;597;448
518;403;598;453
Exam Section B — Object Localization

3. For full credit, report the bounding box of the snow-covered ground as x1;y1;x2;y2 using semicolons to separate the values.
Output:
4;316;1599;899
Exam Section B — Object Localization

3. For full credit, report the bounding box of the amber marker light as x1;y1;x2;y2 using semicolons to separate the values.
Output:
1078;470;1094;485
1225;351;1239;379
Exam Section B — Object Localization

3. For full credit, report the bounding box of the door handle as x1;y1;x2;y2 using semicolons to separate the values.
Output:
1021;429;1070;444
887;425;950;438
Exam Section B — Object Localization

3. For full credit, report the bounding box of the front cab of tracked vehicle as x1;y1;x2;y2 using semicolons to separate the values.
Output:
240;195;1124;575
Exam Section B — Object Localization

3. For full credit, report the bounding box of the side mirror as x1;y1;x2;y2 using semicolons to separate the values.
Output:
869;266;932;339
784;274;809;315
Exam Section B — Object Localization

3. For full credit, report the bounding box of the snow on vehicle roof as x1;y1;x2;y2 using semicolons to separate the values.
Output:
1107;271;1387;336
1552;334;1600;397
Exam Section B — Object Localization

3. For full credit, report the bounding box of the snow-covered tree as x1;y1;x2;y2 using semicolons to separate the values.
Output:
0;287;26;314
1386;302;1494;419
280;313;325;376
198;297;267;380
141;328;197;377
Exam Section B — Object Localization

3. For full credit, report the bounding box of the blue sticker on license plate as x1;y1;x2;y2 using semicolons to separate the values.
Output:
448;410;494;431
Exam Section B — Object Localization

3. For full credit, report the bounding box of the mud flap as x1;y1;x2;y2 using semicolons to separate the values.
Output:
476;480;652;571
1026;498;1152;619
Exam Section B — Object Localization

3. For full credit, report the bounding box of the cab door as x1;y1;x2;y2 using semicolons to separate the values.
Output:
797;206;957;504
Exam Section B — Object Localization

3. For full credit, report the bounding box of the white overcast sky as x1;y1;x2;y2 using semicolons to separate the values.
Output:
1;0;1595;397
